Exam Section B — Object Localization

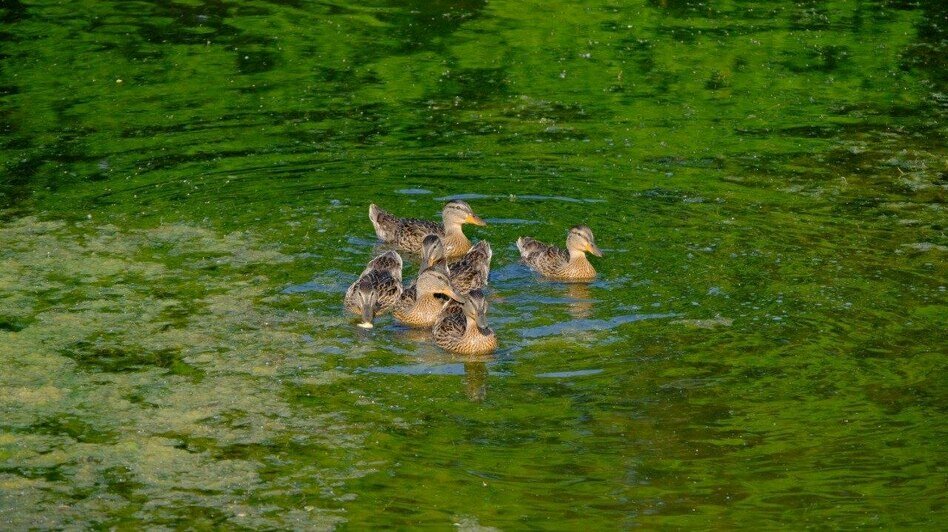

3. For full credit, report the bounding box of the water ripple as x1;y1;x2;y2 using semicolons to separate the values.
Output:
519;313;677;338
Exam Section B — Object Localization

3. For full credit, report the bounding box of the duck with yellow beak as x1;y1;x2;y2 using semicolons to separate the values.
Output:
433;289;497;356
516;225;603;282
393;265;464;328
369;200;487;259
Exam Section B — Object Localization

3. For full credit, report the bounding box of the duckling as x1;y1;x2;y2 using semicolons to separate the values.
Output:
344;251;404;328
517;225;603;281
419;234;491;294
433;289;497;356
401;234;448;295
369;200;487;258
393;266;463;328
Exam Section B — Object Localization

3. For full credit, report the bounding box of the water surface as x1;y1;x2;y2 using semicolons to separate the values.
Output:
1;0;945;528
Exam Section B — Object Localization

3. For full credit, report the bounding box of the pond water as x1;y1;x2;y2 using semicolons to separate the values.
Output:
1;0;945;528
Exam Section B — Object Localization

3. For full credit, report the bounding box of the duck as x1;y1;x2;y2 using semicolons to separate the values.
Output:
393;266;463;328
369;200;487;258
419;234;491;294
432;289;497;356
344;251;404;328
516;225;603;281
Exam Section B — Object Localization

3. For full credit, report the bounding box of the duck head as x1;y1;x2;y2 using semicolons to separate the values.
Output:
442;200;486;228
462;289;490;330
416;267;462;301
420;234;447;269
566;225;602;258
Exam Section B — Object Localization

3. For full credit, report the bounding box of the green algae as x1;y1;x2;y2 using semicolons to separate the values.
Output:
0;219;357;529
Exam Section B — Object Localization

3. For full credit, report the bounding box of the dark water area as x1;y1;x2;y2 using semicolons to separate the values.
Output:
0;0;945;528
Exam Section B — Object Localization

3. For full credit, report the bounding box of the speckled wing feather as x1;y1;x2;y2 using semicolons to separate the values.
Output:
393;219;443;253
343;280;361;314
368;270;402;314
362;252;402;278
448;240;491;294
517;237;568;276
369;204;444;253
344;269;402;316
368;204;399;242
398;282;417;308
432;301;467;350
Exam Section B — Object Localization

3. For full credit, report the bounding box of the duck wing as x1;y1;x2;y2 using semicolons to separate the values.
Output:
517;237;568;273
368;204;400;241
397;282;417;309
449;240;492;293
370;270;403;314
433;302;466;347
395;220;443;253
364;250;403;278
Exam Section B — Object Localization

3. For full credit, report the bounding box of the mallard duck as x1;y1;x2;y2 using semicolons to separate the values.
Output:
369;200;486;258
432;289;497;356
344;251;404;328
517;225;603;281
400;234;449;295
393;266;462;328
419;234;491;294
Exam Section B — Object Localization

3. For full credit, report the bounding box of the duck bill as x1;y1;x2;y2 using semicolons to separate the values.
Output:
359;291;377;328
441;287;463;302
587;243;603;257
465;214;487;226
358;304;375;328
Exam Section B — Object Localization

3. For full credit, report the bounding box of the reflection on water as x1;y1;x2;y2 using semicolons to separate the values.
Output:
363;357;497;402
563;282;594;319
518;312;675;338
463;361;489;402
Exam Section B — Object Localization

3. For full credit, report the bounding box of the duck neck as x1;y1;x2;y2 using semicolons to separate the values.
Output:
444;221;465;237
442;224;470;257
415;291;446;313
465;315;479;336
466;315;492;338
568;247;588;263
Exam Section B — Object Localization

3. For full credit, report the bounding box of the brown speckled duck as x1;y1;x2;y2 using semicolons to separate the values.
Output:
344;251;403;328
517;225;603;281
369;200;486;258
419;234;491;294
432;289;497;356
393;266;462;328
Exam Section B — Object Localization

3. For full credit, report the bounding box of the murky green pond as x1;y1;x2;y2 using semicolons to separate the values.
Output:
1;0;945;528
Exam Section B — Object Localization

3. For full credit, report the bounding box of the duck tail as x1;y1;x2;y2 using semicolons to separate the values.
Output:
368;204;392;240
472;240;493;262
368;250;403;275
476;241;492;286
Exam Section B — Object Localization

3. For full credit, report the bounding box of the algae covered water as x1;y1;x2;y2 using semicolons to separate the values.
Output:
1;0;945;528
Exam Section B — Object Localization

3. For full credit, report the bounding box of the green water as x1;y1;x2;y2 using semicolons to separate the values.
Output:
1;0;945;528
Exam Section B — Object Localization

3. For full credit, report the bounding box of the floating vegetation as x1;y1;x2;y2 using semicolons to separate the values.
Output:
0;218;359;528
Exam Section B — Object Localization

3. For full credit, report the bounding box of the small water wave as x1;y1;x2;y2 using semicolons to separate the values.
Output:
535;369;604;378
435;193;604;204
282;270;352;294
361;363;509;376
519;312;676;338
484;218;541;225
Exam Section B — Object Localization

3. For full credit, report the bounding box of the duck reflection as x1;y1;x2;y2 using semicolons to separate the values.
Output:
393;326;432;344
463;359;490;402
563;282;594;319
